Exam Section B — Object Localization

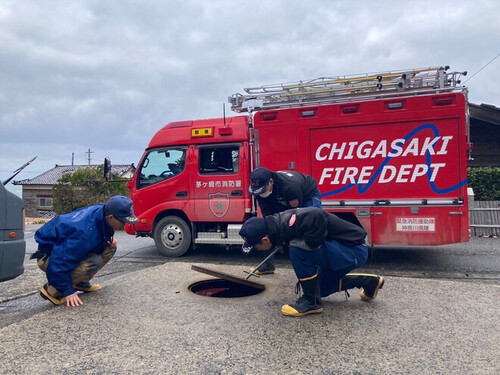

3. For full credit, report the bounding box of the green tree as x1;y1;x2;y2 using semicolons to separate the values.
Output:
53;165;129;214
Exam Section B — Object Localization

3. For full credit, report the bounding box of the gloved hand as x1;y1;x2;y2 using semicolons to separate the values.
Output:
241;244;254;255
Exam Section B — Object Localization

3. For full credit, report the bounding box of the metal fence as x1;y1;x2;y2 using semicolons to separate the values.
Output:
470;200;500;237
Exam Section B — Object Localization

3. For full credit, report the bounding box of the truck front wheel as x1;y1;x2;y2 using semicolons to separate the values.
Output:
154;216;192;257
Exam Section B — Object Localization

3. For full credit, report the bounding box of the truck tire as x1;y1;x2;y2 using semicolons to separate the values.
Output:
154;216;192;257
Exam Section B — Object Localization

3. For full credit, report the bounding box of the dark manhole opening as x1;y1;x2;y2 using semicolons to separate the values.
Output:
189;279;264;298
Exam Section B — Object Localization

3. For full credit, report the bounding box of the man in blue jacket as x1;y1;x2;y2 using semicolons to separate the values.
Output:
33;195;138;307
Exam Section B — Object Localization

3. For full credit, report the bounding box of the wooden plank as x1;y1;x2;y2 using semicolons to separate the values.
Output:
191;265;266;290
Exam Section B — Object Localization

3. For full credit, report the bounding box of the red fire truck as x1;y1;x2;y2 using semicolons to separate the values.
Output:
119;66;471;256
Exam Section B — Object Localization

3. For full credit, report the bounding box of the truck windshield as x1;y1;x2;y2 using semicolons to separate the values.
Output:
138;148;186;188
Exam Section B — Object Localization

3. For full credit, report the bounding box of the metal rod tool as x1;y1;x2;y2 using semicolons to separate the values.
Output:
244;247;281;280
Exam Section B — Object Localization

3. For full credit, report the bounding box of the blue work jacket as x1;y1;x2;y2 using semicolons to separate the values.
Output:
35;204;114;296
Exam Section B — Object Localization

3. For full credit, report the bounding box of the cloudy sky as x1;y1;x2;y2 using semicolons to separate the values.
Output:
1;0;499;196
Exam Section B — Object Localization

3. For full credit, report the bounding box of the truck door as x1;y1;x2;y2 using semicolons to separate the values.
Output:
310;109;468;246
189;143;249;222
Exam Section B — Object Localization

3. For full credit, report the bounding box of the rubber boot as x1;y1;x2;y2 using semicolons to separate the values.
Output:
281;274;323;316
339;273;384;301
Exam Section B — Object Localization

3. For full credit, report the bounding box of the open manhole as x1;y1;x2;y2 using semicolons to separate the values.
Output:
189;279;264;298
190;265;266;298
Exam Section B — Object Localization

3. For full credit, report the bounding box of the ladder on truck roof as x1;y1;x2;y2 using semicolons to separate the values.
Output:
228;66;468;112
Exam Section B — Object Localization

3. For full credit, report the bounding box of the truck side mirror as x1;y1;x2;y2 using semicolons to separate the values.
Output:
104;157;112;181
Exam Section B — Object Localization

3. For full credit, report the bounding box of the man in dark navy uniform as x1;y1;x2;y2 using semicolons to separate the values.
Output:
239;207;384;317
247;167;322;274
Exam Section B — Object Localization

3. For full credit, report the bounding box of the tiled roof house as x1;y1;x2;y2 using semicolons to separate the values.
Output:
13;164;135;218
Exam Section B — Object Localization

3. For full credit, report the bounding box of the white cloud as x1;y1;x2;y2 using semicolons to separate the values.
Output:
1;0;499;193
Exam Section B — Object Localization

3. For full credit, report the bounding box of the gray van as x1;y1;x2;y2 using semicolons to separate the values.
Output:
0;182;25;282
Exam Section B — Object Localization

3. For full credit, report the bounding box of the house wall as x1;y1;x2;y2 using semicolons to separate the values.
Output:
22;185;54;218
468;120;500;167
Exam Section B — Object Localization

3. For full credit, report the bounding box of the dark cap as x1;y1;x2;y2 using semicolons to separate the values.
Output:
248;167;272;195
105;195;139;224
239;217;268;253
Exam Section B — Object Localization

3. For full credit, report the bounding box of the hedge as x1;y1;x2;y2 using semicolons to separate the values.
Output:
467;167;500;201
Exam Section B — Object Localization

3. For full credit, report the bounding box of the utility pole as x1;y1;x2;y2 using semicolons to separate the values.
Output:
86;148;94;166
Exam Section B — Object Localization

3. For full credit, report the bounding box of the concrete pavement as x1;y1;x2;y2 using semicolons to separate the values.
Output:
1;261;499;374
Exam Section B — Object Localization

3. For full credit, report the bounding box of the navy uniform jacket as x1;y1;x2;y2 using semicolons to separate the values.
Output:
256;171;318;217
35;204;114;296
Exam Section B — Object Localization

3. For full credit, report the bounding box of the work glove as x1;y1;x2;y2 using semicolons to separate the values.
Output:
241;244;254;255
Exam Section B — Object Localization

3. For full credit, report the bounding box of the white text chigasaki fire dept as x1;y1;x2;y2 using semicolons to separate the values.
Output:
315;135;453;186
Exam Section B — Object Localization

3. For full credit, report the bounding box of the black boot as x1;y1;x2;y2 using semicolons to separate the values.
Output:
282;274;323;316
340;274;384;301
249;250;275;275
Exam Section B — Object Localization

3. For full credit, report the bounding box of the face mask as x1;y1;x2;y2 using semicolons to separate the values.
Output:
260;185;272;198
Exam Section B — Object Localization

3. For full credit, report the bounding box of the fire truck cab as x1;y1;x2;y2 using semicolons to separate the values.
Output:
125;66;471;256
127;116;252;256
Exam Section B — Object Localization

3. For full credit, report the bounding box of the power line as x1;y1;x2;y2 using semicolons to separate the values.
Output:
463;53;500;84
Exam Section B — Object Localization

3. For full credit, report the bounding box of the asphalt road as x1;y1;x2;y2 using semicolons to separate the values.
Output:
1;223;498;330
0;224;499;374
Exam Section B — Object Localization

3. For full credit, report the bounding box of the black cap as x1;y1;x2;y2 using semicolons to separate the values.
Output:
248;167;272;195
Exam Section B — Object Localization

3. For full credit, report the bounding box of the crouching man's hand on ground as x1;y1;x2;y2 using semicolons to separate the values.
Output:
108;236;117;249
66;292;83;307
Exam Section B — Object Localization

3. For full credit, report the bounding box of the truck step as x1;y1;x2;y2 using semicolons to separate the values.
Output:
194;224;244;245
